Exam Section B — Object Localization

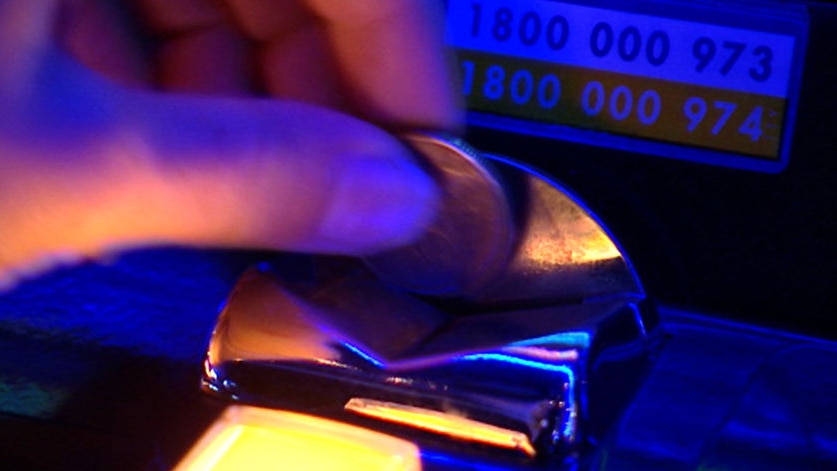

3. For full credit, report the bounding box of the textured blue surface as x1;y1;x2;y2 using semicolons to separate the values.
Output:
0;248;259;361
0;248;262;469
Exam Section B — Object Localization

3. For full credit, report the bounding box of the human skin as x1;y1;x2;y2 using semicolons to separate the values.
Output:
0;0;463;288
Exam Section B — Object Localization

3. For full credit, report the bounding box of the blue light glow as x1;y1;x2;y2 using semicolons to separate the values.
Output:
421;449;522;470
458;353;578;440
459;353;574;375
510;331;591;349
341;342;384;369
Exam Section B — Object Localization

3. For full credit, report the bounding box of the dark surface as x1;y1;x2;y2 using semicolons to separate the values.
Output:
0;249;260;470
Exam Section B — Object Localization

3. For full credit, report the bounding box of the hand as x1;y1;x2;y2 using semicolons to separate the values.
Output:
0;0;462;288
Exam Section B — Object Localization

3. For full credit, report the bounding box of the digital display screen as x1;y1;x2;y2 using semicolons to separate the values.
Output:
446;0;809;172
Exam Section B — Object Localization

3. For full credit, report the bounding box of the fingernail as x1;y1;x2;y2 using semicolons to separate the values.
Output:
316;155;438;253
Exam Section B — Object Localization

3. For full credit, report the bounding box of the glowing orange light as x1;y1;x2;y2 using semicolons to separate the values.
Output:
344;398;537;457
175;406;422;471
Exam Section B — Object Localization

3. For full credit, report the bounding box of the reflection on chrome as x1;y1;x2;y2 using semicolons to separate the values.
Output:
344;397;538;457
201;265;656;464
201;149;658;466
517;178;622;266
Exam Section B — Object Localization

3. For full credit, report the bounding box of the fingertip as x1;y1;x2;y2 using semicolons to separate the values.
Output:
306;153;439;255
123;92;439;256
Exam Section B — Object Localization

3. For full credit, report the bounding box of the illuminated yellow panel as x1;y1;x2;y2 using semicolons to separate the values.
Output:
176;406;421;471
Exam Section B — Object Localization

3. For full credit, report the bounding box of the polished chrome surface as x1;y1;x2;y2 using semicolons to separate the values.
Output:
202;136;654;464
366;133;515;297
204;263;636;370
468;156;643;306
369;133;642;305
202;263;654;463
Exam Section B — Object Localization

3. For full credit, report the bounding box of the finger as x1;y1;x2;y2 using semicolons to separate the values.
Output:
131;0;222;34
223;0;348;107
222;0;463;131
129;0;253;95
1;0;441;281
303;0;463;132
224;0;312;41
1;63;437;263
121;90;438;254
0;0;56;95
157;24;251;95
1;85;438;280
57;0;150;87
258;25;346;108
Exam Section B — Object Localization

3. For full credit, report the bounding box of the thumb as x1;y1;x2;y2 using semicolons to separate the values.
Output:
0;0;438;282
0;64;438;282
119;89;439;255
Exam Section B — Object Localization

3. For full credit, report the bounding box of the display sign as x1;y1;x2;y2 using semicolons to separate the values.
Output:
446;0;808;172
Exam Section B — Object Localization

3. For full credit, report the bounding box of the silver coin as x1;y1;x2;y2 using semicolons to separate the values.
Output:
365;133;515;297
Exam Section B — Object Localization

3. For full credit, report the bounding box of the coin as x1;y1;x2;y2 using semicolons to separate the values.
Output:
364;133;516;297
